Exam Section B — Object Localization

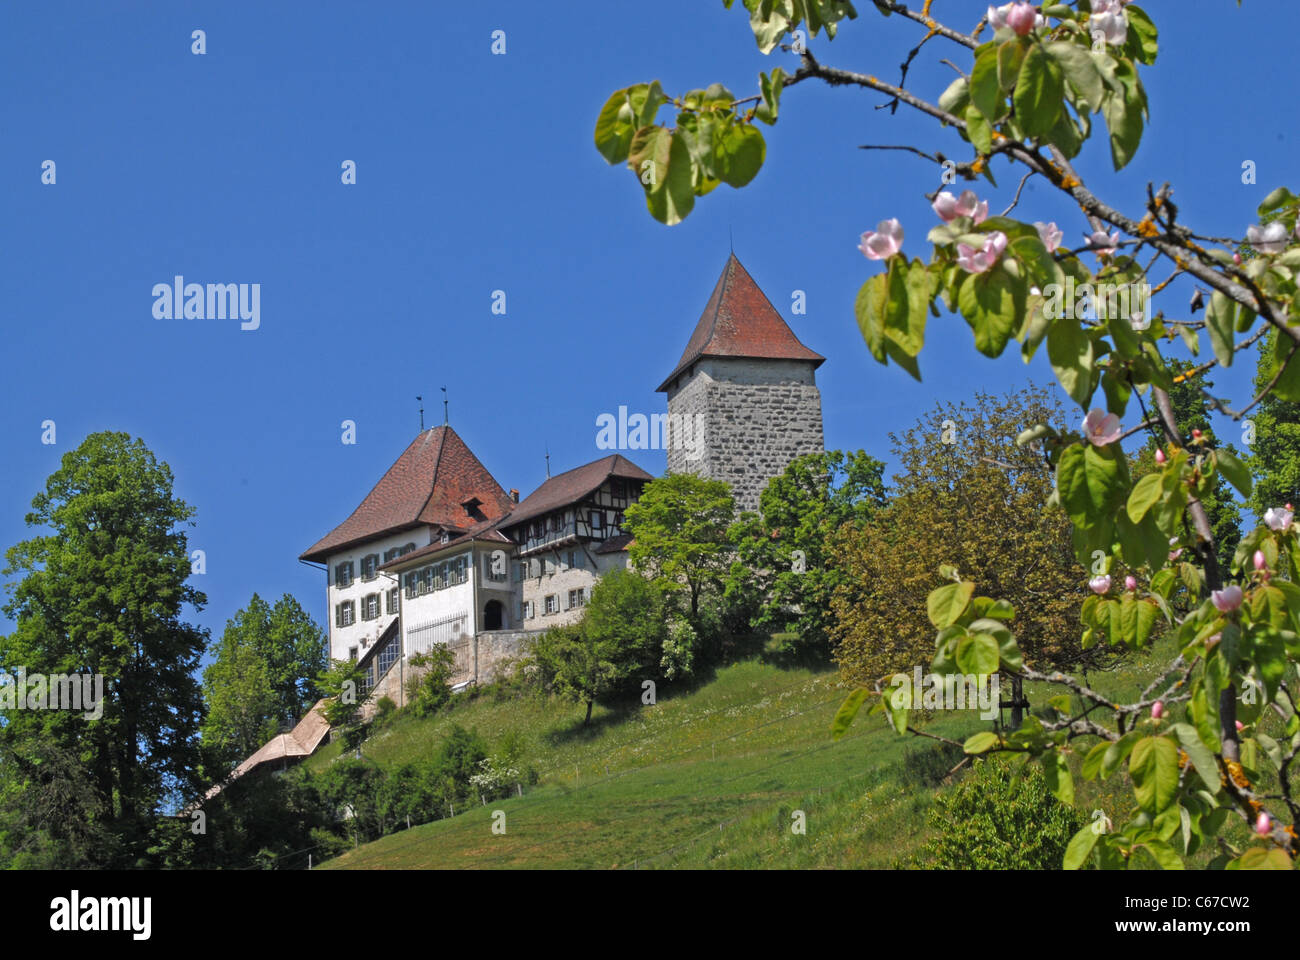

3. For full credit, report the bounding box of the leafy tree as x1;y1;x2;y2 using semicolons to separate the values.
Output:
1247;329;1300;521
201;636;279;770
406;643;458;717
0;432;207;866
624;472;735;620
831;387;1092;698
913;758;1087;870
531;569;668;723
318;658;371;750
728;450;887;659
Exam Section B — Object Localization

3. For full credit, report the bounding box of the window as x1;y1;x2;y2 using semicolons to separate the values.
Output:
386;587;399;614
485;553;507;582
520;600;535;620
401;542;416;555
348;646;358;662
375;632;401;678
421;565;435;594
383;547;399;563
335;601;356;627
404;572;418;599
334;561;354;588
361;554;379;581
590;511;603;530
544;594;558;615
567;549;583;570
361;593;380;620
568;588;585;610
513;561;525;582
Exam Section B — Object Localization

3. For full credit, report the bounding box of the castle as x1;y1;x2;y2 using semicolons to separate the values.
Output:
219;254;826;783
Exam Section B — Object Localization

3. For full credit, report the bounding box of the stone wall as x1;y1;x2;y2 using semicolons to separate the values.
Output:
666;357;824;514
360;629;540;719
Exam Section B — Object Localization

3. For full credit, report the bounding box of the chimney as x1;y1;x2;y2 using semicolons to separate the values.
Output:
509;488;520;504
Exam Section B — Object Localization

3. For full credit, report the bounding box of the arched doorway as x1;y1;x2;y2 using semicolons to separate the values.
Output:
483;599;504;631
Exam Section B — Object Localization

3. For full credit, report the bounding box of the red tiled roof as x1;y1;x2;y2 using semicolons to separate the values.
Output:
656;253;824;392
300;426;513;562
498;455;652;531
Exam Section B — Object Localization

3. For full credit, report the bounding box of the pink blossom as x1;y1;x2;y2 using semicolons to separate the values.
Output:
1233;252;1243;265
1168;537;1183;562
1087;230;1120;256
1247;222;1290;256
1235;720;1245;732
1154;448;1166;464
1006;2;1042;36
1082;408;1121;446
1254;550;1268;572
859;219;904;260
1150;701;1164;720
1034;221;1063;252
1089;575;1112;595
1211;585;1243;613
932;190;988;224
1090;0;1129;45
989;2;1044;34
1255;812;1272;836
1125;575;1138;592
956;231;1008;275
1264;506;1294;531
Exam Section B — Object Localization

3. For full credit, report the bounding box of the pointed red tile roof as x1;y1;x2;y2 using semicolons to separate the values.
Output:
656;253;824;392
300;426;513;562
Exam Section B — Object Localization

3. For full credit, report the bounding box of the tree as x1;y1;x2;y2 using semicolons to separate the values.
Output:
0;432;207;865
1247;329;1300;521
530;569;668;723
728;450;887;659
624;472;734;620
597;2;1300;866
201;636;279;769
406;643;458;717
317;658;371;750
830;388;1094;711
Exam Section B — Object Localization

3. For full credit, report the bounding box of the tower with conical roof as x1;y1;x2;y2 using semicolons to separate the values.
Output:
656;254;825;513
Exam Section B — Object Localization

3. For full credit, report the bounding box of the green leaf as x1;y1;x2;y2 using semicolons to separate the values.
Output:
1129;736;1180;813
713;121;765;188
1064;823;1100;869
1014;44;1065;139
959;267;1023;358
956;631;999;674
1057;442;1124;528
627;126;695;225
927;580;975;628
1171;722;1221;794
1102;62;1144;170
964;105;993;155
831;688;869;740
1124;4;1159;65
1135;837;1184;870
997;38;1028;92
593;87;643;164
1041;750;1075;804
1046;41;1104;112
963;731;1000;755
1205;291;1236;368
1125;472;1163;524
1046;319;1095;406
970;43;1006;122
1215;448;1252;498
1081;740;1109;780
755;67;786;125
854;273;889;364
1226;847;1294;870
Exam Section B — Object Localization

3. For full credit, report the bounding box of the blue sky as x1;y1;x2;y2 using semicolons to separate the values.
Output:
1;1;1292;643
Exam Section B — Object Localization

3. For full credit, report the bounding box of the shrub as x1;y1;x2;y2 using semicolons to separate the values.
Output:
406;644;458;717
914;757;1086;870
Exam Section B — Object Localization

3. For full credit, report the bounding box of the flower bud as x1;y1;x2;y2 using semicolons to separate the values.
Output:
1154;448;1166;464
1233;252;1243;265
1150;701;1164;720
1254;550;1268;572
1235;720;1245;732
1256;811;1272;836
1125;575;1138;591
1088;575;1111;595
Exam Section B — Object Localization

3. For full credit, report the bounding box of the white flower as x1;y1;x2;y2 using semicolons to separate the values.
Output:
1264;506;1294;531
1247;222;1290;255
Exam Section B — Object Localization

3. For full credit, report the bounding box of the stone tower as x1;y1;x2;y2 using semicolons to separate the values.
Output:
657;253;825;514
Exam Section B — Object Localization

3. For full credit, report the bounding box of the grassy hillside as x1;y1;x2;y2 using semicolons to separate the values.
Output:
314;637;1262;869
